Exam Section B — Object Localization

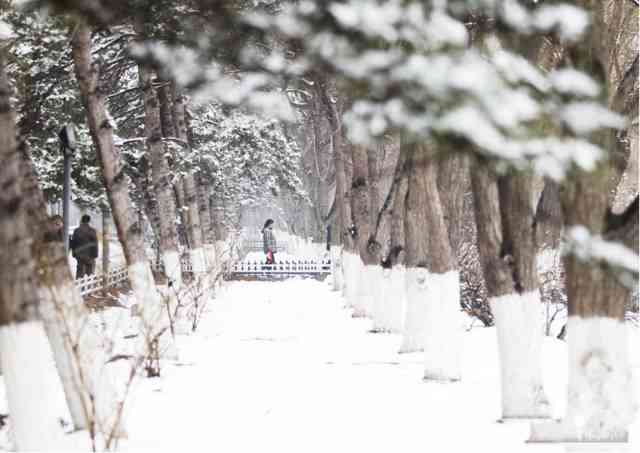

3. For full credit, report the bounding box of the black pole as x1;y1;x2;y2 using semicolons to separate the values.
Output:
62;151;71;255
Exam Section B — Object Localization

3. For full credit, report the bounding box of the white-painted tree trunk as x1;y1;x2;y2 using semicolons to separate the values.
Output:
215;240;228;263
38;286;88;431
128;262;177;359
343;252;359;309
0;321;65;450
340;251;350;299
190;247;207;273
388;266;406;333
399;267;433;353
423;271;463;381
353;259;371;318
205;244;217;273
162;250;183;289
40;281;127;439
330;245;343;292
530;317;635;442
491;291;551;419
370;265;387;331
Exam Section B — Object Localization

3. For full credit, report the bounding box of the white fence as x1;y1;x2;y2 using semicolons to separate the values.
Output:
227;259;331;277
75;258;192;297
76;265;129;297
76;257;330;296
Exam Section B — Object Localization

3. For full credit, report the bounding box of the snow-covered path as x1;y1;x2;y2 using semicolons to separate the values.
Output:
124;279;638;453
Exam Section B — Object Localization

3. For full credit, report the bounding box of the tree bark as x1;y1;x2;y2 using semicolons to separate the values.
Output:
0;52;64;450
20;145;125;439
71;23;168;354
348;143;374;317
375;145;408;333
437;153;469;254
136;21;182;287
318;77;351;292
400;140;461;380
472;162;550;419
171;82;206;272
531;2;637;440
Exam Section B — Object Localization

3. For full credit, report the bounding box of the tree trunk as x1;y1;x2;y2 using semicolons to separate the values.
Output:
172;82;206;272
157;78;176;138
378;146;408;333
472;162;550;419
197;174;216;267
531;1;637;440
349;143;374;317
0;52;64;450
20;146;125;440
437;153;469;254
400;139;431;353
136;22;182;287
71;23;168;357
102;206;111;292
419;148;461;380
318;78;350;293
400;140;462;382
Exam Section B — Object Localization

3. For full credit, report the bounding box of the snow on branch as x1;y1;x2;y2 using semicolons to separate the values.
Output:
245;0;620;180
563;225;639;288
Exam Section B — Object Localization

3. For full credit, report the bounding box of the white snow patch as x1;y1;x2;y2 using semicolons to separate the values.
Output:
533;4;590;42
490;291;551;419
0;20;13;40
560;102;625;135
549;68;600;98
564;225;639;283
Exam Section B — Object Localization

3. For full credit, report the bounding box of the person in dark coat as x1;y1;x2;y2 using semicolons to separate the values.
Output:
71;214;99;279
261;219;276;264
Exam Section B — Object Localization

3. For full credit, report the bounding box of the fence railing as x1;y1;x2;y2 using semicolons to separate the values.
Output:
76;258;192;297
76;257;330;296
76;265;129;297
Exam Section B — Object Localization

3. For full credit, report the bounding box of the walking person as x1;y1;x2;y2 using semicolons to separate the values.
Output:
71;214;98;279
261;219;277;264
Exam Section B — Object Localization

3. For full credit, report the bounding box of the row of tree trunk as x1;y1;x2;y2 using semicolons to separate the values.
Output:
323;1;638;440
0;17;232;449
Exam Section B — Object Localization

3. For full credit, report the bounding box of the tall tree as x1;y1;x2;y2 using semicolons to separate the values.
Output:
135;18;182;287
472;164;551;419
400;139;462;383
172;82;206;272
531;0;639;440
0;47;64;450
71;22;170;358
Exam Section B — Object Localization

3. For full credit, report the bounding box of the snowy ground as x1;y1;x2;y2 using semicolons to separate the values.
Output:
1;277;638;451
